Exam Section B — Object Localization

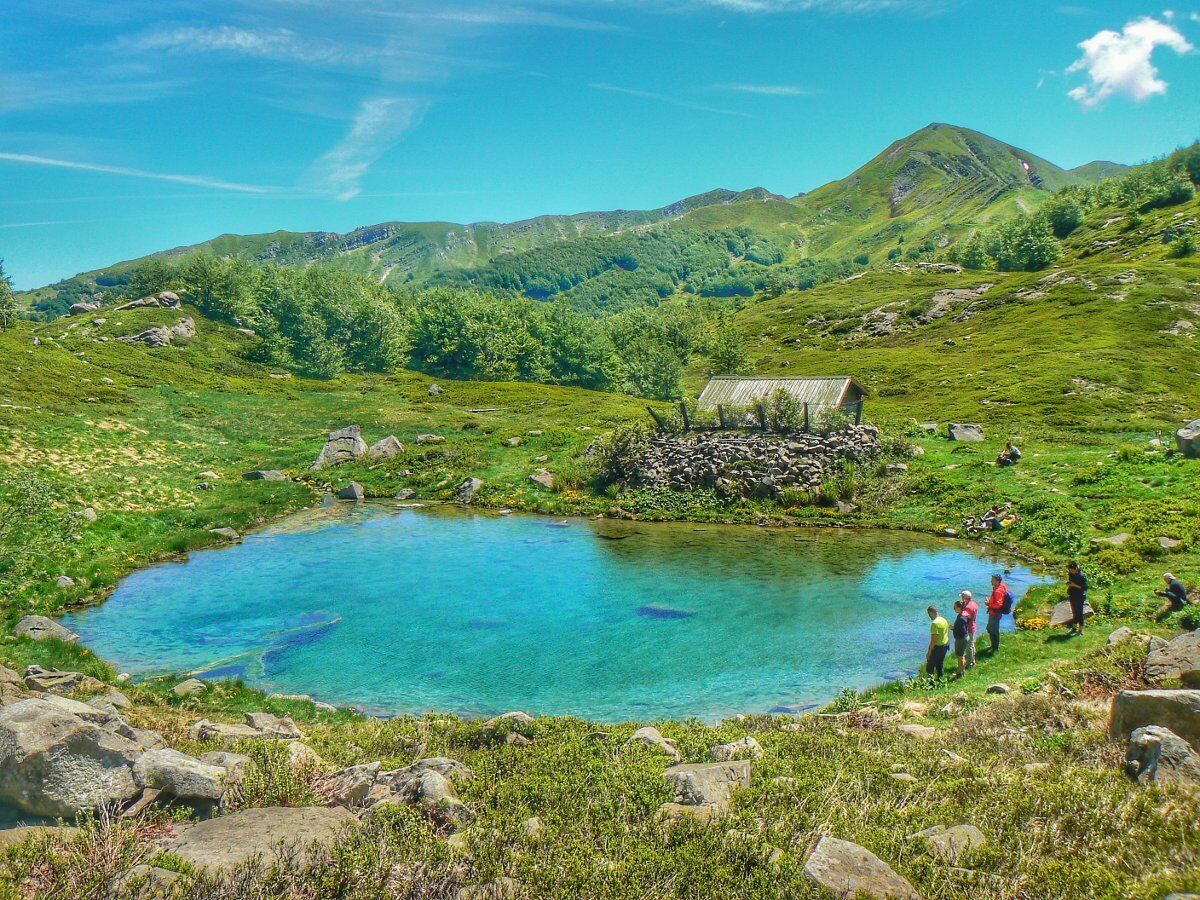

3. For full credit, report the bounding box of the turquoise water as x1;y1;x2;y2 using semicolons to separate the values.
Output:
64;504;1045;722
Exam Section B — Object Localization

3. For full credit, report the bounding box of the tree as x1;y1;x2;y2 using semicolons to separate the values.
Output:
1040;197;1084;238
709;327;750;375
0;259;16;331
954;234;990;270
985;215;1061;272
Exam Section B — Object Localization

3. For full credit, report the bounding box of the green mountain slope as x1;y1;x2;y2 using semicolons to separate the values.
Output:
20;124;1126;318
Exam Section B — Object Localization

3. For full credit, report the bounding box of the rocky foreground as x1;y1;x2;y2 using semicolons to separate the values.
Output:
2;613;1200;898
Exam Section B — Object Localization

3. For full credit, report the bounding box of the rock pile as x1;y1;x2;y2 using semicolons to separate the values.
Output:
625;427;880;500
311;424;404;470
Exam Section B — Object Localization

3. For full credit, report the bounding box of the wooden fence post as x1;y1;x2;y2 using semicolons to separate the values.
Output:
717;405;727;429
755;402;769;432
679;401;691;433
855;400;863;426
803;402;810;434
646;406;667;432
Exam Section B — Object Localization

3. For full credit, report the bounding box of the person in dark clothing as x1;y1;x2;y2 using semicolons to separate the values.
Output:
997;442;1022;467
1066;561;1088;636
1155;572;1191;622
951;599;970;679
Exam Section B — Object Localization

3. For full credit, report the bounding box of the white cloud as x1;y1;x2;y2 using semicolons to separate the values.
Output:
123;25;370;67
686;0;939;11
308;98;424;200
0;152;271;193
588;82;752;117
721;82;812;95
1067;16;1193;107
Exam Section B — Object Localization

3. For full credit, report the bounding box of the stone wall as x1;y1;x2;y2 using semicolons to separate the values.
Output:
628;426;881;499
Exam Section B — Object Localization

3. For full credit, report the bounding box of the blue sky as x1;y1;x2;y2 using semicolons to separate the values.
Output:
1;0;1197;288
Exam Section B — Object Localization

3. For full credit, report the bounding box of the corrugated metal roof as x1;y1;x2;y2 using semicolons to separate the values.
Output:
697;376;863;411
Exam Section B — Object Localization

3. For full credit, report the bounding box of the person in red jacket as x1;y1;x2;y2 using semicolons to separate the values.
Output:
985;573;1012;653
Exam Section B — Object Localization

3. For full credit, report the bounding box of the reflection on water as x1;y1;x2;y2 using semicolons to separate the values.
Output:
65;504;1046;722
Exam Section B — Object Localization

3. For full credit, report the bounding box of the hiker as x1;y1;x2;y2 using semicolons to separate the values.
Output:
951;599;970;679
985;572;1013;653
961;589;979;668
1066;561;1089;636
997;441;1022;467
926;604;951;680
1155;572;1191;622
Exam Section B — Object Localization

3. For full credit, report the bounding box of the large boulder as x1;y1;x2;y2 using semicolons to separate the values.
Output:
663;760;751;812
133;749;227;801
173;678;207;698
166;806;355;871
14;615;79;643
0;698;142;817
336;482;365;501
366;436;404;460
710;737;763;761
23;666;104;694
1049;600;1093;629
1111;690;1200;747
310;425;367;470
199;751;254;788
1125;725;1200;787
1146;631;1200;683
118;326;173;348
169;317;196;340
244;712;303;739
947;423;985;442
1177;419;1200;458
320;762;381;807
803;836;920;900
69;301;101;315
376;764;474;827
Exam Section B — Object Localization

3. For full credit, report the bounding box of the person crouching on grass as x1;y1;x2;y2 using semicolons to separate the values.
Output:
926;605;951;681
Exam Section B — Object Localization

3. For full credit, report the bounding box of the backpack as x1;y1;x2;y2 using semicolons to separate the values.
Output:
999;586;1014;616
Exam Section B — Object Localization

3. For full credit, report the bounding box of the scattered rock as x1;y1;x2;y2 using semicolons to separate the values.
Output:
110;865;180;898
803;835;920;900
14;615;79;643
24;666;102;694
1159;536;1184;551
710;736;763;761
428;383;445;396
133;749;227;801
913;824;986;863
1095;532;1132;547
243;470;288;481
199;751;254;787
947;423;985;442
521;816;544;840
505;437;521;447
208;527;240;541
336;482;365;501
1145;631;1200;683
394;488;416;500
244;712;303;739
626;726;681;762
169;317;196;340
55;575;75;588
896;723;936;741
173;678;207;698
321;762;382;807
90;688;132;710
0;698;142;817
367;436;404;460
530;469;555;489
118;326;174;348
311;425;368;470
69;301;101;315
416;433;445;444
456;477;483;503
986;683;1011;695
78;507;98;523
166;806;355;871
1111;689;1200;747
1125;725;1200;787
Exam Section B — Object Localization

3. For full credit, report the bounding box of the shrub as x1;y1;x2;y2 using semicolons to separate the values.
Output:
593;423;652;486
1178;606;1200;631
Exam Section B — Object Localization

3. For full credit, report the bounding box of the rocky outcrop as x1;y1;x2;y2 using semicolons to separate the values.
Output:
803;836;920;900
663;760;751;814
311;425;368;470
113;292;181;312
166;806;355;871
1146;631;1200;683
1125;725;1200;787
0;698;143;817
1177;419;1200;459
170;317;196;340
623;426;880;501
710;737;763;761
190;712;302;745
23;665;104;694
456;478;483;503
14;615;79;643
1111;690;1200;747
69;301;101;315
133;749;227;801
947;423;984;442
319;762;381;807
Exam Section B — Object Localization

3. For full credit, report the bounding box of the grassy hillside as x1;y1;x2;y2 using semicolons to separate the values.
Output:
19;125;1124;318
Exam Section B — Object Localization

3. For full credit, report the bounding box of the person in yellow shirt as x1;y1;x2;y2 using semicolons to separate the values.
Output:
926;604;951;680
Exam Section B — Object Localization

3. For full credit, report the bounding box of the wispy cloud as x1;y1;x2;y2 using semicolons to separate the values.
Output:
0;72;178;113
307;98;425;200
0;153;272;193
720;82;813;95
588;82;752;117
121;25;367;67
384;5;623;32
684;0;942;12
1067;16;1193;107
